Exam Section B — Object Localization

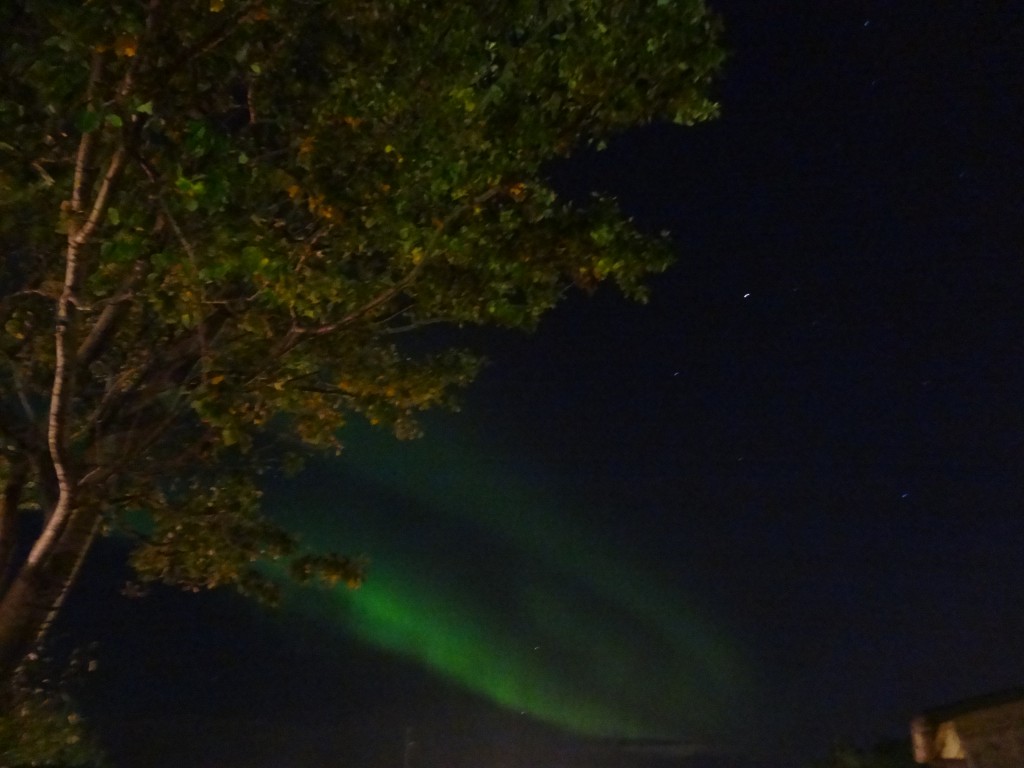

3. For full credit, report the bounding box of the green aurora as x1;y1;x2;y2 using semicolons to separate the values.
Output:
269;416;754;742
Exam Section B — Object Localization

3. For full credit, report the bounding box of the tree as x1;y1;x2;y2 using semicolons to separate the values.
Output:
0;650;107;766
0;0;724;692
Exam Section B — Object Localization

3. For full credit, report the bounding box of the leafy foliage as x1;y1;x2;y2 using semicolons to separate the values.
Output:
0;0;722;607
0;699;105;768
0;652;107;767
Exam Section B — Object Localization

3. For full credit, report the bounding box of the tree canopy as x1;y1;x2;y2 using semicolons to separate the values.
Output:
0;0;724;694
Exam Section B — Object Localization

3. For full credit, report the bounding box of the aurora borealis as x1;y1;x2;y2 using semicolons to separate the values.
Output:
269;415;752;743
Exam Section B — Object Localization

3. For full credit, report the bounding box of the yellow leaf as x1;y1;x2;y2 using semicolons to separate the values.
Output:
114;34;138;58
210;0;225;11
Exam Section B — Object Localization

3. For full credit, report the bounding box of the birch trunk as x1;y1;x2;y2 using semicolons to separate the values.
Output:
0;502;100;689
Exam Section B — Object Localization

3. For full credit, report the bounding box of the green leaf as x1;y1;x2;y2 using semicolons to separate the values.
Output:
241;245;263;268
136;101;154;115
105;113;123;128
75;109;101;133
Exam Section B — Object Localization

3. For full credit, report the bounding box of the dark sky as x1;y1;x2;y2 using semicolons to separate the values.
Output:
56;2;1024;766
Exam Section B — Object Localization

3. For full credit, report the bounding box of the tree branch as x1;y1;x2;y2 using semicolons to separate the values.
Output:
81;396;195;490
116;0;161;101
83;306;230;455
271;188;505;351
10;366;37;424
284;264;423;344
69;53;106;215
70;146;126;249
27;509;102;657
28;147;126;570
76;259;146;368
168;2;261;71
151;192;212;374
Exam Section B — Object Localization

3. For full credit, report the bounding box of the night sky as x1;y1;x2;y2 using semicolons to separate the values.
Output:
54;2;1024;766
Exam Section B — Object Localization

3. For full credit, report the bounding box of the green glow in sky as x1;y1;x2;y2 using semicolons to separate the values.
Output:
272;417;752;741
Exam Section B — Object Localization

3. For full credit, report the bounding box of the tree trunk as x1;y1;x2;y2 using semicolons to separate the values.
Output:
0;502;100;688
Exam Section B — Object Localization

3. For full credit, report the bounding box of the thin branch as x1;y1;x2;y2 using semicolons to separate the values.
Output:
80;387;201;490
116;0;161;101
84;306;229;448
78;417;165;490
30;161;55;187
11;367;36;424
168;1;260;71
82;356;148;444
70;53;106;214
380;317;448;335
144;189;214;375
2;288;56;303
159;205;206;295
261;188;508;358
288;264;423;341
262;184;509;362
76;259;146;367
70;146;126;249
314;279;419;336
